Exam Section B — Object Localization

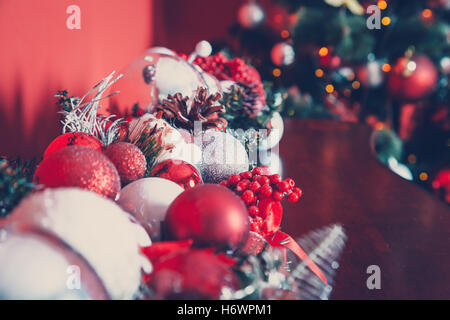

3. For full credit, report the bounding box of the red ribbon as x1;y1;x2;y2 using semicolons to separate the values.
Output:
266;230;328;286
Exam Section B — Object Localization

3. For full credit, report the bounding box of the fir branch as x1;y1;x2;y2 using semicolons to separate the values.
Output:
55;90;80;113
0;158;35;217
130;130;163;176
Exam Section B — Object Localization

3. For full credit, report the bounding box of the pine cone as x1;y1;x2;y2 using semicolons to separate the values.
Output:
234;82;265;117
156;87;228;131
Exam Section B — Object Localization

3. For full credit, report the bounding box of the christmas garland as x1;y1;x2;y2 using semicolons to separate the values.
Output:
0;43;347;300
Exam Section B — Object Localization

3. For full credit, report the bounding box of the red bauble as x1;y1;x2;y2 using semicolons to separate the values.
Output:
34;146;121;199
388;55;438;101
146;248;239;299
103;142;147;185
165;184;249;251
43;132;103;159
150;159;202;189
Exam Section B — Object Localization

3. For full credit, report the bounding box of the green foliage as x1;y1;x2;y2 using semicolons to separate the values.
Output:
373;128;403;165
0;158;35;217
55;90;79;112
293;7;374;62
131;131;162;176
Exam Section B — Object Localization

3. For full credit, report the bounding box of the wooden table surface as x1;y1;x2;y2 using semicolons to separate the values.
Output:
278;119;450;299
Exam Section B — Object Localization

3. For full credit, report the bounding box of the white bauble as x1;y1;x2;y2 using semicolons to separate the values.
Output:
128;113;186;162
157;142;203;167
220;80;236;93
0;231;109;300
198;130;249;183
259;112;284;150
145;46;176;56
2;188;151;300
117;177;184;241
201;71;222;96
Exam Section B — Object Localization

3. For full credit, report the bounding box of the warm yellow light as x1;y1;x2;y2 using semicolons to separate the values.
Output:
281;30;290;38
377;1;387;10
408;154;417;164
422;9;432;19
273;68;282;77
325;84;334;93
419;172;428;181
382;63;391;72
382;17;391;25
318;47;329;57
315;69;324;77
375;122;385;130
352;81;361;89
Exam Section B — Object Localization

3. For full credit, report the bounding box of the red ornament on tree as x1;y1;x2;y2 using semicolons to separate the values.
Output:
165;184;249;251
150;159;202;189
43;132;103;159
34;146;121;199
103;142;147;185
388;54;438;101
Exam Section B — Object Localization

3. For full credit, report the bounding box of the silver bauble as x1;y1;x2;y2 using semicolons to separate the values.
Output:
197;130;249;183
0;231;109;300
110;52;207;114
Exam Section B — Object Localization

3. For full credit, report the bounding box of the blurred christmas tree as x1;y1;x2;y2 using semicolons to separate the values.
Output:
212;0;450;203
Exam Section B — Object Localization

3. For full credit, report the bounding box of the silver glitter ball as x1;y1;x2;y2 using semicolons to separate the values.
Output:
197;130;249;183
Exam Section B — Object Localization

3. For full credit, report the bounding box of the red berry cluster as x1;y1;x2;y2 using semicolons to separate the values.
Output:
220;167;302;234
190;53;266;106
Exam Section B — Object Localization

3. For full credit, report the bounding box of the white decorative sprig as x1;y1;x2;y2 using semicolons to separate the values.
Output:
60;71;124;146
290;224;347;300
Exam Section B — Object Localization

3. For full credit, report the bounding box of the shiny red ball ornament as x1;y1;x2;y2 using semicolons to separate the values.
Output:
165;184;249;250
103;142;147;185
34;146;121;199
43;132;103;159
150;159;202;190
388;54;438;101
146;248;239;299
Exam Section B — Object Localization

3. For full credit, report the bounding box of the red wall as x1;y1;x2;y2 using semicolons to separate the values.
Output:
0;0;257;158
0;0;153;158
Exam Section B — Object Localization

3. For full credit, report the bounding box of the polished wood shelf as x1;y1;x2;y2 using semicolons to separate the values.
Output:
279;119;450;299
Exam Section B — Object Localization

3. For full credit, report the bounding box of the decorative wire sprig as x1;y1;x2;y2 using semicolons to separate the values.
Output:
289;224;347;300
60;71;124;146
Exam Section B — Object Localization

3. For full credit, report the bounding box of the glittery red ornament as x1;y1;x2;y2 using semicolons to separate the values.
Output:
388;54;438;101
103;142;147;185
145;247;239;299
34;146;121;199
150;159;202;189
165;184;249;251
43;132;103;159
